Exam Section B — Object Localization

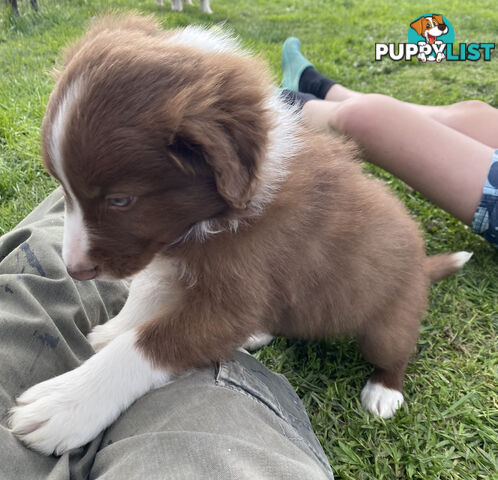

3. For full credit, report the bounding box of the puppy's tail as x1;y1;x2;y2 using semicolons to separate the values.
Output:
424;251;473;283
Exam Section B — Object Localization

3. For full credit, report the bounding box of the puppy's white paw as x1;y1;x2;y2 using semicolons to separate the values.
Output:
9;369;114;455
360;379;404;419
242;333;274;351
10;330;171;455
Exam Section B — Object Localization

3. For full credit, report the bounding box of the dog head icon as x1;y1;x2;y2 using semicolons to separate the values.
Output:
410;14;449;44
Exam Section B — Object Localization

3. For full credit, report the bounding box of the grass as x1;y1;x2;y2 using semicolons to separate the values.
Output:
1;0;497;478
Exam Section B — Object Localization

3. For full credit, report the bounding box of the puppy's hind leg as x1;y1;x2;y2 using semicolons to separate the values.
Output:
357;295;425;418
360;367;406;419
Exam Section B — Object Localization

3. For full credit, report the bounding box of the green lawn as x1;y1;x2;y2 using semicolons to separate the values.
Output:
1;1;497;478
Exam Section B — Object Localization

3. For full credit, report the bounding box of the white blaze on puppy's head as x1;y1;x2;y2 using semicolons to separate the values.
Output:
47;77;96;279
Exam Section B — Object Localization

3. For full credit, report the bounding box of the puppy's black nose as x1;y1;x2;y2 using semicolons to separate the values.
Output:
67;266;99;281
438;23;447;31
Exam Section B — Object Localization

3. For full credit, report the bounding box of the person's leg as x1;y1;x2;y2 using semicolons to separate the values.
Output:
282;38;336;98
1;188;333;479
324;86;498;149
91;350;334;480
301;94;494;227
282;38;498;149
0;188;129;480
324;84;363;102
408;100;498;148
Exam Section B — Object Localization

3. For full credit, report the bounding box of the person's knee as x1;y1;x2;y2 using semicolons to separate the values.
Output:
451;100;491;112
450;99;491;115
432;99;492;129
334;94;397;136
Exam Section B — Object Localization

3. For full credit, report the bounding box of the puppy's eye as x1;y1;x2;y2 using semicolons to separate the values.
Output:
106;195;135;209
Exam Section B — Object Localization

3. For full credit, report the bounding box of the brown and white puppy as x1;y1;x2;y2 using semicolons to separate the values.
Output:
9;15;471;455
156;0;212;14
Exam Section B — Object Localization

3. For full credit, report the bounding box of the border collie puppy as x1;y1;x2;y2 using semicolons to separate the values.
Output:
9;15;471;455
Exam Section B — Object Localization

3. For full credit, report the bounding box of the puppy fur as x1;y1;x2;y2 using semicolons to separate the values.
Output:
10;15;471;454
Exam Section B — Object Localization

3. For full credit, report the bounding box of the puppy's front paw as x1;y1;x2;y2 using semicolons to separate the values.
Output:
11;329;172;455
360;379;404;419
9;370;109;455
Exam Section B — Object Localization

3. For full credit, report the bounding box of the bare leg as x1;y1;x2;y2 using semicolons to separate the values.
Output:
302;94;494;225
325;85;498;148
324;84;363;102
409;101;498;148
283;38;497;147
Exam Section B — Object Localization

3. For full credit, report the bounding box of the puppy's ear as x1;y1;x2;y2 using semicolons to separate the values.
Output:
173;116;265;210
410;17;427;36
167;57;273;210
432;14;443;25
201;121;263;211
